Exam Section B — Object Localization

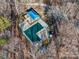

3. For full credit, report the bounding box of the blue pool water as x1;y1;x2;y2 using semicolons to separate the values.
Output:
27;8;40;20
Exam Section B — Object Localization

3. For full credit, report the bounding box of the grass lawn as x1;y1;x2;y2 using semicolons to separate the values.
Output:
0;38;9;45
0;16;11;32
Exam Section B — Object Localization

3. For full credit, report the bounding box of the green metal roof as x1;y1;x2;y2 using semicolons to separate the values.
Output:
24;22;43;42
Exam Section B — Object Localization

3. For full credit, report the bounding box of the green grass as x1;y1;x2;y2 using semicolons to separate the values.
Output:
0;38;9;45
0;16;11;32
